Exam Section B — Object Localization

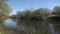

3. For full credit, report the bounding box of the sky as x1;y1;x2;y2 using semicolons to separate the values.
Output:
7;0;60;14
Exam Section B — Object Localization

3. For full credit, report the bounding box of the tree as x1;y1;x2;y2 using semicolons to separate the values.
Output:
36;8;51;17
0;0;11;34
0;0;10;22
52;6;60;15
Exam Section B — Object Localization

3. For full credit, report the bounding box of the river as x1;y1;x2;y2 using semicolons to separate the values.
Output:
3;19;60;34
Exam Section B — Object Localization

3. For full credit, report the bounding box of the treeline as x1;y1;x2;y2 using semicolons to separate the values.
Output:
11;6;60;21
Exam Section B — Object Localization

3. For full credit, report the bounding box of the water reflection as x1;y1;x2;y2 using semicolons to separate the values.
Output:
48;24;57;34
48;21;60;34
4;19;17;28
16;20;60;34
2;19;60;34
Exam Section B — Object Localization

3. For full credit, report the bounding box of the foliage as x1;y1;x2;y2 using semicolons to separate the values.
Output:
52;6;60;15
0;0;10;22
9;6;60;34
0;0;11;34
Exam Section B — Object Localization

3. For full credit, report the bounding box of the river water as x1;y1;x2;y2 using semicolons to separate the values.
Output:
3;19;60;34
4;19;17;28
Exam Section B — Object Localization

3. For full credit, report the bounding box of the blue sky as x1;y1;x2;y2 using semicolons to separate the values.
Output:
7;0;60;14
